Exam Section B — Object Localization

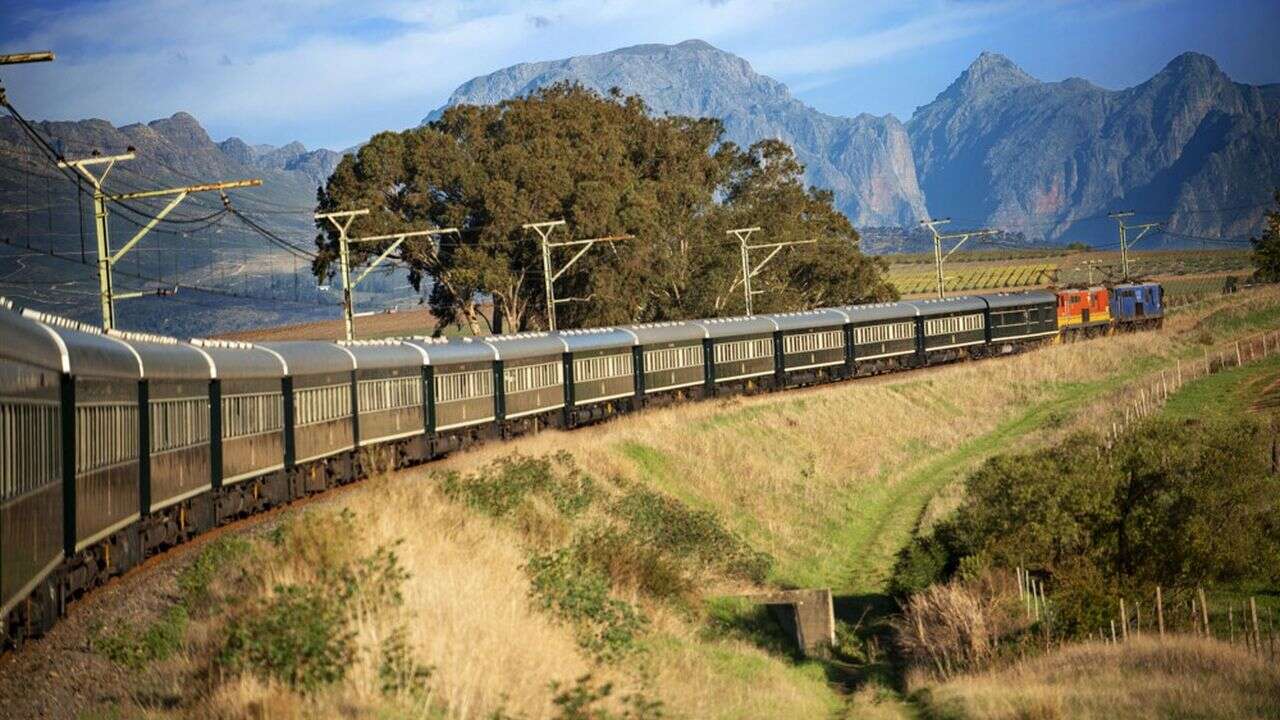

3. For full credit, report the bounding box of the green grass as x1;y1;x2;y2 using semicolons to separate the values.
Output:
1161;353;1280;421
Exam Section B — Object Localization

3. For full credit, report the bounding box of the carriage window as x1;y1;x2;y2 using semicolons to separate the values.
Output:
221;392;283;440
435;368;493;403
357;376;422;413
295;383;351;426
783;330;843;355
574;353;633;383
504;361;563;394
644;345;703;373
854;321;915;345
714;338;773;364
0;395;61;500
76;401;139;473
924;313;984;336
150;396;210;452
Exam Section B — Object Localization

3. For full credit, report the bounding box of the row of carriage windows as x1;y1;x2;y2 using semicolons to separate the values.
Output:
644;345;703;373
77;402;138;474
357;376;422;413
295;384;351;426
221;392;283;440
924;313;984;337
504;361;562;394
855;321;915;345
783;330;843;355
714;338;773;365
574;353;633;382
7;309;1072;494
435;369;493;403
150;397;209;453
0;399;60;500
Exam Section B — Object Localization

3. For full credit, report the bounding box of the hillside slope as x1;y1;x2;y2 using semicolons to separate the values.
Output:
11;288;1280;719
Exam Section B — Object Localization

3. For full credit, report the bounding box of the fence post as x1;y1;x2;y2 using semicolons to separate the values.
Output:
1157;585;1165;638
1252;597;1262;653
1237;341;1243;366
1120;598;1129;641
1198;588;1210;638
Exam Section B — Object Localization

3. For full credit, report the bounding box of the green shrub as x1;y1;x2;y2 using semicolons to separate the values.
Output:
888;532;953;597
220;582;355;692
526;548;647;661
379;627;433;698
177;536;250;612
91;605;189;670
550;675;665;720
220;518;413;694
441;452;597;519
572;526;692;602
612;488;771;583
891;415;1280;639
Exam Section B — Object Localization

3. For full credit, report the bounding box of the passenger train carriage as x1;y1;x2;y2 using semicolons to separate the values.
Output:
0;287;1136;644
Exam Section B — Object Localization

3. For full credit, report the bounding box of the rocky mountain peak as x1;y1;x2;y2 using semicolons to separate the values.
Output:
1161;51;1224;77
145;111;214;147
425;39;926;226
938;51;1038;102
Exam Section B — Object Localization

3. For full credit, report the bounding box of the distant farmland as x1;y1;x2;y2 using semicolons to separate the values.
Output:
886;248;1255;301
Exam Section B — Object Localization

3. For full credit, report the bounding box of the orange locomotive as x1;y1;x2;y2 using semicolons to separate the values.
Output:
1056;287;1112;338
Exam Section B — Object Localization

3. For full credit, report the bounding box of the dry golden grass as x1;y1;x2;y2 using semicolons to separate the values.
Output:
636;633;842;720
121;286;1280;720
305;476;594;720
424;301;1208;591
135;477;596;720
916;635;1280;720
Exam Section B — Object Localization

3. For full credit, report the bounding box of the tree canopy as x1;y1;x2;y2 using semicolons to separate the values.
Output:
1251;190;1280;283
314;83;894;334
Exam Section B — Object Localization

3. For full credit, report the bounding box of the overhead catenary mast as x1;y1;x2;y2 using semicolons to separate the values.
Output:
524;220;633;331
58;153;261;330
725;227;817;316
919;218;997;299
1108;211;1161;282
317;208;459;340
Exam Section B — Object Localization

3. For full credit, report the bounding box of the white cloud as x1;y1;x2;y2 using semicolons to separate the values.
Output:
750;1;1020;78
3;0;1117;148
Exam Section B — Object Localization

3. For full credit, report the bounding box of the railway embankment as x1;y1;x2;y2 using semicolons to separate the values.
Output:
6;286;1280;719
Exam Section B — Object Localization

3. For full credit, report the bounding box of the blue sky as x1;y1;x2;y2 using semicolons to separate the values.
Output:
2;0;1278;150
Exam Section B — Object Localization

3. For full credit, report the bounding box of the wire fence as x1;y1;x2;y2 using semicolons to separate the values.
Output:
1101;326;1280;443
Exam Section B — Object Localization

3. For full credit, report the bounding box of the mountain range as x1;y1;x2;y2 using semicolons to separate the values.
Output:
431;40;1280;245
2;40;1277;333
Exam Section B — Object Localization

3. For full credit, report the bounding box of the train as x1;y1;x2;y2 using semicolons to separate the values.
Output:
0;281;1163;646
